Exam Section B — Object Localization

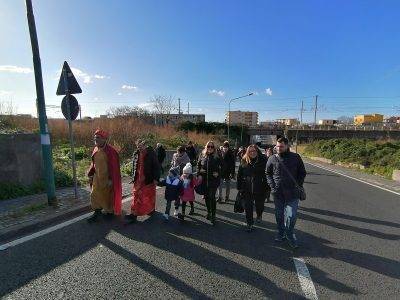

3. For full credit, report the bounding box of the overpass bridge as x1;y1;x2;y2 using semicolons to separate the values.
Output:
247;127;400;144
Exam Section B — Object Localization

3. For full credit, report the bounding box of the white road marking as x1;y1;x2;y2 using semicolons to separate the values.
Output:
293;257;318;300
0;212;92;251
0;186;164;251
306;161;400;196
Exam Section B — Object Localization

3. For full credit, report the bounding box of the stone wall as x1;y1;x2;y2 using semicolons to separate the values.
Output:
0;134;43;186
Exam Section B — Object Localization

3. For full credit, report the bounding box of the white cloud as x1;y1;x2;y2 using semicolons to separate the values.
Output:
122;84;138;90
117;92;123;96
0;65;33;74
209;89;225;97
0;90;13;96
265;88;273;96
56;67;109;84
94;74;109;79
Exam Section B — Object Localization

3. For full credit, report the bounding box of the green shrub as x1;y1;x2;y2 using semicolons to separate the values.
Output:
0;181;45;201
304;139;400;179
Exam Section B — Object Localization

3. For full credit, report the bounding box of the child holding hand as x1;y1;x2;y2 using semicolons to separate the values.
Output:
178;163;201;220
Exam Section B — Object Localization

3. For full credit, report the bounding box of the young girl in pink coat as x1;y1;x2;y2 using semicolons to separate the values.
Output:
178;163;201;220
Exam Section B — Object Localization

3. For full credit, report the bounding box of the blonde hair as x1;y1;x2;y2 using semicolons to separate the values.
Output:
201;140;217;158
241;144;258;164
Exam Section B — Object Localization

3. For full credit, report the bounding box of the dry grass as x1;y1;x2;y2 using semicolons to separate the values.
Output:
9;116;219;157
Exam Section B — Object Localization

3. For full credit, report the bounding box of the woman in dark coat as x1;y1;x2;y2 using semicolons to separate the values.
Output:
237;144;268;232
197;140;221;225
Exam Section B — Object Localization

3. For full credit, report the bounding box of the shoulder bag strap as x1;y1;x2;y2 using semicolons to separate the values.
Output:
274;154;301;189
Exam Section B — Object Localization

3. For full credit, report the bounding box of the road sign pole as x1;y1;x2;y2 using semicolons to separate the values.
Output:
25;0;57;206
62;68;79;199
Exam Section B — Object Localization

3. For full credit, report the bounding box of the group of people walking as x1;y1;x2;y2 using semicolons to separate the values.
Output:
87;129;306;249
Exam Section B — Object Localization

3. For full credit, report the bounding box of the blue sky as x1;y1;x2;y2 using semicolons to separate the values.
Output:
1;0;400;122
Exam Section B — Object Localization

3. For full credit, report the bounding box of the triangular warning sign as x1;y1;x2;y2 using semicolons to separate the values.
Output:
56;61;82;95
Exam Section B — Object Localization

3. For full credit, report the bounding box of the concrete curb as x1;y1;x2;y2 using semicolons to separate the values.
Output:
0;192;132;244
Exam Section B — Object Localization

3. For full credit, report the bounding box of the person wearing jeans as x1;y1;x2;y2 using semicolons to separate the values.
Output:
274;198;299;241
266;137;306;249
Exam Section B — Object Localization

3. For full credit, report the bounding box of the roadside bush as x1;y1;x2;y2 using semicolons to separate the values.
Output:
304;139;400;179
0;181;45;201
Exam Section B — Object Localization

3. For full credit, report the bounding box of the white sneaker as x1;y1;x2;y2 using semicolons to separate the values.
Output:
174;209;179;216
163;213;169;220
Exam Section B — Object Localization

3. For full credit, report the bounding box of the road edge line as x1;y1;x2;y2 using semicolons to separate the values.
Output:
305;161;400;196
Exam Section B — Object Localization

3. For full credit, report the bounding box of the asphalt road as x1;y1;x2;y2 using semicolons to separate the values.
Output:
0;163;399;299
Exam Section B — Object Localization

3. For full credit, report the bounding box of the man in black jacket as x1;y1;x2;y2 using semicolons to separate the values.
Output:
217;141;235;203
266;137;306;248
155;143;166;175
186;141;198;166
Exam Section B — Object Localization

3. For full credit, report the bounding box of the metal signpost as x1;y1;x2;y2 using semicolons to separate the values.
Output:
25;0;57;206
57;61;82;199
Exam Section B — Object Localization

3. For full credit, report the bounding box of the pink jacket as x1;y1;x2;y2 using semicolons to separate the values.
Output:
180;176;201;202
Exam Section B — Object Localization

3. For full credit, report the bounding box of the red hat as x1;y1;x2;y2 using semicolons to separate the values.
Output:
94;129;109;139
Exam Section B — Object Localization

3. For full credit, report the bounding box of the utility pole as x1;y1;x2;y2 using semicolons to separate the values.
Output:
314;95;318;126
178;98;181;114
187;102;189;114
25;0;56;206
300;100;304;124
79;104;82;120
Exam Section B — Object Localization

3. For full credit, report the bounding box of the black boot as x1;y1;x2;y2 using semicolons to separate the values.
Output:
87;209;101;223
104;212;114;221
124;214;137;224
188;207;194;215
211;214;216;225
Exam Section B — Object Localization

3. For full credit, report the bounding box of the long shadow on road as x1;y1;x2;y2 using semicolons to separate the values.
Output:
3;198;399;298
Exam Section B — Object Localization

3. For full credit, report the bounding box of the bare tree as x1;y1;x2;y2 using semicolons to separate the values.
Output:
107;105;151;118
150;95;177;125
337;115;353;125
0;100;16;115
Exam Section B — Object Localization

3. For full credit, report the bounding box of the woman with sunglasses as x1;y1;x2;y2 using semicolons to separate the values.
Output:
197;141;222;225
237;144;268;232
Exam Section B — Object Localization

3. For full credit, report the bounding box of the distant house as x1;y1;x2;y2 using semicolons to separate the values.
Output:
354;114;383;125
156;113;205;125
318;119;337;125
384;116;400;124
260;121;276;127
276;118;300;126
225;111;258;126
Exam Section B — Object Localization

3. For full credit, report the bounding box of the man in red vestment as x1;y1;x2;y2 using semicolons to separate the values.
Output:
125;139;160;224
87;129;122;223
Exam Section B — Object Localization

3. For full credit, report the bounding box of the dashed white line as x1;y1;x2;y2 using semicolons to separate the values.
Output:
293;257;318;300
305;161;400;196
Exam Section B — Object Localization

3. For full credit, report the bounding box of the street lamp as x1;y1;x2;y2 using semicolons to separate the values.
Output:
227;93;254;141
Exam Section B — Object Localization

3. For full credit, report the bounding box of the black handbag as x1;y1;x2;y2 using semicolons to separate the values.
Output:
234;192;245;213
194;181;206;195
274;155;306;201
